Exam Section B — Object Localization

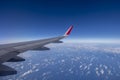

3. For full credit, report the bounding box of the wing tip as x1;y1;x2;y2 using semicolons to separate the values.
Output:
64;25;73;36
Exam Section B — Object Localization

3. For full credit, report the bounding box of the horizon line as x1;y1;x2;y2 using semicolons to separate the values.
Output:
0;38;120;44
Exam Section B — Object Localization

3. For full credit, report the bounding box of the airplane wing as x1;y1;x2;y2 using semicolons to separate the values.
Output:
0;26;73;64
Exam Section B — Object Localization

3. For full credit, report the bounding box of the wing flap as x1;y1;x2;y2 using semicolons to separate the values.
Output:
0;51;19;64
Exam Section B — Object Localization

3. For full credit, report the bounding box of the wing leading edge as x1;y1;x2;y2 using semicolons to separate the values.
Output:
0;26;73;64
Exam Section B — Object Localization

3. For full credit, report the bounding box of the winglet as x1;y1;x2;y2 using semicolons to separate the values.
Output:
64;25;73;36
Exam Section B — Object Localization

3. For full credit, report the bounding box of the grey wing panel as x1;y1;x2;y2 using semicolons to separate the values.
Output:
13;36;65;52
0;36;65;64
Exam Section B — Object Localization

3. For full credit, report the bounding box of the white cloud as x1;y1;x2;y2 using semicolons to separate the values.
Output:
48;43;120;54
21;69;33;77
64;39;120;44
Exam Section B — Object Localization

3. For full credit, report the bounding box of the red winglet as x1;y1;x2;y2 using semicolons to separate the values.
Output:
64;25;73;36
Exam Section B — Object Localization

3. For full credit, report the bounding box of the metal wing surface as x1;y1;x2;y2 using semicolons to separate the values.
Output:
0;26;73;64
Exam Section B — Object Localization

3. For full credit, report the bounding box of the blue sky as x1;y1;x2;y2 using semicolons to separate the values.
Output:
0;0;120;43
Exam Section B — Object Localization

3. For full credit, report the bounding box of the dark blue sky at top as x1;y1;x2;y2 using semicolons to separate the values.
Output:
0;0;120;42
